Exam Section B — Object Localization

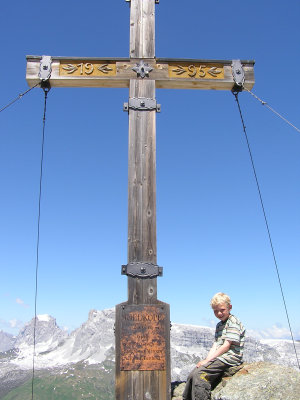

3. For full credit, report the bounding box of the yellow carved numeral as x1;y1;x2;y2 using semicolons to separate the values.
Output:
85;63;94;75
188;65;197;78
199;65;206;78
76;63;84;75
62;63;95;75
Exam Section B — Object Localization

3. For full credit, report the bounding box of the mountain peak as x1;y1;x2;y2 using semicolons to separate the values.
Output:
14;313;67;350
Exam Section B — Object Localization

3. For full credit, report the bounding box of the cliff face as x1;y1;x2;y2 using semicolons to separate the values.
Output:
0;331;15;352
172;362;300;400
14;315;67;349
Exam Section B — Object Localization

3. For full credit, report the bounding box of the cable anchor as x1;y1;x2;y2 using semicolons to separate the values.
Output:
39;55;52;90
231;59;245;93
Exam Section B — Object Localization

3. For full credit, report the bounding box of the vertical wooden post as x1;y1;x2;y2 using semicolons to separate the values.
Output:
127;78;157;303
116;1;170;399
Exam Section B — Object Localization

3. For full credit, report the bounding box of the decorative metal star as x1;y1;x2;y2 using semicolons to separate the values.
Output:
132;60;153;78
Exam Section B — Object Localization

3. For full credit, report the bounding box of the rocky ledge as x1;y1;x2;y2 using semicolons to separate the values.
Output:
172;362;300;400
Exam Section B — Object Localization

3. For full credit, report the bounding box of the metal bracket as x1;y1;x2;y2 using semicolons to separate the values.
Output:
231;59;245;91
126;0;159;3
123;97;161;112
132;60;153;79
39;55;52;81
122;262;163;278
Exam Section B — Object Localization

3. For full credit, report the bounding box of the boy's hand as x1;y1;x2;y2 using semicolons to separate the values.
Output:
196;360;208;368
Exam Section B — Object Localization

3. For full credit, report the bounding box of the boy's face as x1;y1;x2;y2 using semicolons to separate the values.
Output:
212;303;232;322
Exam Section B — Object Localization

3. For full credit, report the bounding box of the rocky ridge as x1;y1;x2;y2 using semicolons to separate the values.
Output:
172;363;300;400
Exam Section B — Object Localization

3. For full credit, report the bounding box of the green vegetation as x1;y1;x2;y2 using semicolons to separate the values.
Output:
2;361;115;400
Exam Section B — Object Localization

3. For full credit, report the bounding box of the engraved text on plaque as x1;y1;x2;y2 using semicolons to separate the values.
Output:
120;305;166;371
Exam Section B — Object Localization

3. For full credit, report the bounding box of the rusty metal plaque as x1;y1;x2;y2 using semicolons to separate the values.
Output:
120;305;166;371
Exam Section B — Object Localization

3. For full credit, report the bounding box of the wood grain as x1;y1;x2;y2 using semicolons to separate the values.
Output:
130;0;155;58
26;56;255;90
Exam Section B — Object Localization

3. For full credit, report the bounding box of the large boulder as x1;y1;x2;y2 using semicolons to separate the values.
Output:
171;362;300;400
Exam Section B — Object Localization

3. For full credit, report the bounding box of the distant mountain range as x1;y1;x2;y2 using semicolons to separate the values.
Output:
1;308;299;399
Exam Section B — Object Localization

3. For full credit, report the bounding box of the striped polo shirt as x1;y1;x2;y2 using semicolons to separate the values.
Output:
215;314;245;366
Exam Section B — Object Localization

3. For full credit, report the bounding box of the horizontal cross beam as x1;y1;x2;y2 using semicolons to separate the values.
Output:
26;56;255;90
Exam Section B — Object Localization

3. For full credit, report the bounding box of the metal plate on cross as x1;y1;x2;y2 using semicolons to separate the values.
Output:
120;304;167;371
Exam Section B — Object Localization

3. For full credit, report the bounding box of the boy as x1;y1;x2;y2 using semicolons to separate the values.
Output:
182;292;245;400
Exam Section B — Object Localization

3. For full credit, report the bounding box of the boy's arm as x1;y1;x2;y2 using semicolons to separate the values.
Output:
196;340;232;367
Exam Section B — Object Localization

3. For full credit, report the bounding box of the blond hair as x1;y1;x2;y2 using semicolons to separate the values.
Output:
210;292;231;308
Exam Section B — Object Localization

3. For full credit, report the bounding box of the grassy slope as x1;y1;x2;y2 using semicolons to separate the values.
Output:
2;361;115;400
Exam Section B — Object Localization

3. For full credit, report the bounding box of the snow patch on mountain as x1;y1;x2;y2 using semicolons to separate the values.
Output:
37;314;52;322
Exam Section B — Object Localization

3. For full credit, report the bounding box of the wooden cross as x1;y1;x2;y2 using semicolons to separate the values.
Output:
26;1;254;399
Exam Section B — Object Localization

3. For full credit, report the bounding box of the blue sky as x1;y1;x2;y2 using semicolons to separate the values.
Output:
1;0;299;341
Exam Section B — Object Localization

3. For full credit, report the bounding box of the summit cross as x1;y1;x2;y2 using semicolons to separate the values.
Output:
26;1;255;399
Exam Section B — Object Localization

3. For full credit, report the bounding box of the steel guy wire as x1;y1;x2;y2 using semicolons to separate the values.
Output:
31;86;50;400
244;87;300;134
232;90;300;371
0;83;40;114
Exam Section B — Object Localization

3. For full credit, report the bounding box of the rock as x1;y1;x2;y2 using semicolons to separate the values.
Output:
0;331;15;352
14;314;67;349
171;382;186;399
212;362;300;400
171;362;300;400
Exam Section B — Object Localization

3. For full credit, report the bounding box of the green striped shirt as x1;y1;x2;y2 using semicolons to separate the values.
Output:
215;314;245;366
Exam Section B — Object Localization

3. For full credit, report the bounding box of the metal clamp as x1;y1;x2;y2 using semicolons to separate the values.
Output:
39;55;52;81
231;59;245;91
126;0;159;3
121;262;163;278
123;97;161;112
39;55;52;90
